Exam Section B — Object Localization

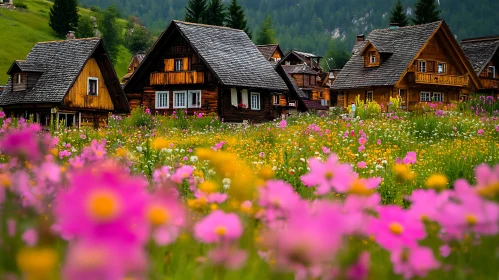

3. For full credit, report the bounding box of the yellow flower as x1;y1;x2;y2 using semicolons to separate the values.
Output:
425;174;448;190
199;181;218;194
17;248;58;280
151;137;168;150
394;164;415;181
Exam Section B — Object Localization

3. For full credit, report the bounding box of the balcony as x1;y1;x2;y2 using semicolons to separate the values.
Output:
150;71;204;85
480;77;499;89
413;72;469;87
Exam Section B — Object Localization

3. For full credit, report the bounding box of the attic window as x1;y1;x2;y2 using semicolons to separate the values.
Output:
369;52;377;63
87;77;98;96
437;62;447;74
418;60;427;73
17;74;22;84
174;59;183;72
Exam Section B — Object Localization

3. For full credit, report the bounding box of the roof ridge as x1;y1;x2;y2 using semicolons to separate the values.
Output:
462;35;499;43
173;20;243;32
371;20;442;33
36;37;101;44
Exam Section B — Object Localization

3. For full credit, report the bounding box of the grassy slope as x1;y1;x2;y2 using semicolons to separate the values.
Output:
0;0;130;85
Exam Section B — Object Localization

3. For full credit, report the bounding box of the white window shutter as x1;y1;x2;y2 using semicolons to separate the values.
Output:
242;89;249;107
231;88;238;106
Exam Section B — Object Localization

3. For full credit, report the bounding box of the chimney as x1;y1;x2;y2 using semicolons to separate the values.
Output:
389;22;400;29
356;34;365;42
66;31;76;40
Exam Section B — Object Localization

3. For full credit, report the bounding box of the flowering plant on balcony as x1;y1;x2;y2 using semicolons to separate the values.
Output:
237;103;247;109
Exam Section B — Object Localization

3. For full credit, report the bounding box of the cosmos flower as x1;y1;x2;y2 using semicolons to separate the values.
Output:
390;246;439;279
301;154;354;195
194;210;243;244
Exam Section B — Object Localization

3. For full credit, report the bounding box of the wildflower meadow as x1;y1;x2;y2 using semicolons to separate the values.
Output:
1;97;499;279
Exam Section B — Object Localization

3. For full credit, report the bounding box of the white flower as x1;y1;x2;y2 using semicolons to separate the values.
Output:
136;146;143;152
166;149;173;154
190;156;198;162
300;158;306;162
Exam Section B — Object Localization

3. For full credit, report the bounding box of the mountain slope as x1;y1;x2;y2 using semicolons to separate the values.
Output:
0;0;131;84
79;0;499;58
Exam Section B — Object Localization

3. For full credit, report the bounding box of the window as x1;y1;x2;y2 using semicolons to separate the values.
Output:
272;95;279;105
250;92;260;110
420;91;431;102
173;91;187;108
87;77;98;96
188;90;202;108
174;59;183;72
366;91;373;102
489;66;496;78
155;91;169;109
369;52;377;63
437;62;447;74
419;60;427;73
311;75;316;86
432;92;443;102
304;75;310;86
231;88;238;107
17;74;22;84
58;113;75;127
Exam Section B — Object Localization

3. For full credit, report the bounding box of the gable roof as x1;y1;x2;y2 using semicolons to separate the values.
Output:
125;21;287;92
257;44;283;60
0;38;129;113
333;21;442;90
334;21;481;90
461;36;499;74
282;64;318;75
128;53;146;70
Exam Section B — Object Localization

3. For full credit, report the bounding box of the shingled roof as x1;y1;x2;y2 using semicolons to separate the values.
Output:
282;64;318;75
0;38;129;112
333;21;442;90
257;44;281;60
125;21;287;92
461;36;499;74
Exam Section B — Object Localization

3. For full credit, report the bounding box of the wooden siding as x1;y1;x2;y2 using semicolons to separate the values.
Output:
64;58;114;111
363;45;380;67
150;71;204;85
140;87;218;114
220;88;275;122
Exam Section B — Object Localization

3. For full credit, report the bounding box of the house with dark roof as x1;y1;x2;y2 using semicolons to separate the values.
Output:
124;20;288;122
257;44;284;64
332;21;482;111
461;36;499;94
281;50;323;72
122;53;146;83
0;38;129;127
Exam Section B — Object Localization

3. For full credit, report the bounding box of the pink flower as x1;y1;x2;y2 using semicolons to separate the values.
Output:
358;137;367;145
54;163;149;244
170;165;194;184
279;119;287;129
477;129;484;136
322;146;331;154
377;139;381;145
439;245;451;257
390;246;439;279
301;154;354;195
212;141;226;151
407;189;448;222
207;247;248;269
358;145;365;152
347;252;370;280
147;189;185;246
194;210;243;244
22;228;38;247
0;124;43;162
403;152;417;165
59;150;72;159
369;205;426;251
0;111;5;118
357;161;367;169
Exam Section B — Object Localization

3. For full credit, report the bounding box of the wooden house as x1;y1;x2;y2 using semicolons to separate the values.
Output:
461;36;499;95
124;21;288;122
281;50;323;72
122;53;145;83
0;38;130;127
257;44;284;63
332;21;481;111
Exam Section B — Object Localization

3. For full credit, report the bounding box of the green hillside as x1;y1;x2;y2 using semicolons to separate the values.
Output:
0;0;131;84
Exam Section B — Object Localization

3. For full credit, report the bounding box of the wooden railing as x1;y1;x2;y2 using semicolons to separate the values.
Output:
414;72;469;87
150;71;204;85
480;77;499;89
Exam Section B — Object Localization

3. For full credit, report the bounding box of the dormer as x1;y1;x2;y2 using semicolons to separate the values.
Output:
360;42;380;67
7;60;43;92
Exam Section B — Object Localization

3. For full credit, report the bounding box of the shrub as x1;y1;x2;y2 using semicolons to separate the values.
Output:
126;107;154;129
14;2;28;9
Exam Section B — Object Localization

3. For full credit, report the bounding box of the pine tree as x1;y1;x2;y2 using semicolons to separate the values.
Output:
205;0;226;26
185;0;207;24
256;15;276;45
49;0;79;38
389;0;409;27
77;15;95;38
226;0;251;38
99;6;122;63
413;0;441;25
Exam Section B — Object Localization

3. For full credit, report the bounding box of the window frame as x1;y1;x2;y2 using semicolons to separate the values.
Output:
187;90;202;109
17;73;22;84
419;60;427;73
437;62;447;74
250;92;261;110
272;95;279;105
489;66;496;78
174;59;183;72
87;77;99;96
155;91;170;109
173;90;187;109
420;91;431;102
369;52;377;64
432;92;443;102
366;91;374;102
